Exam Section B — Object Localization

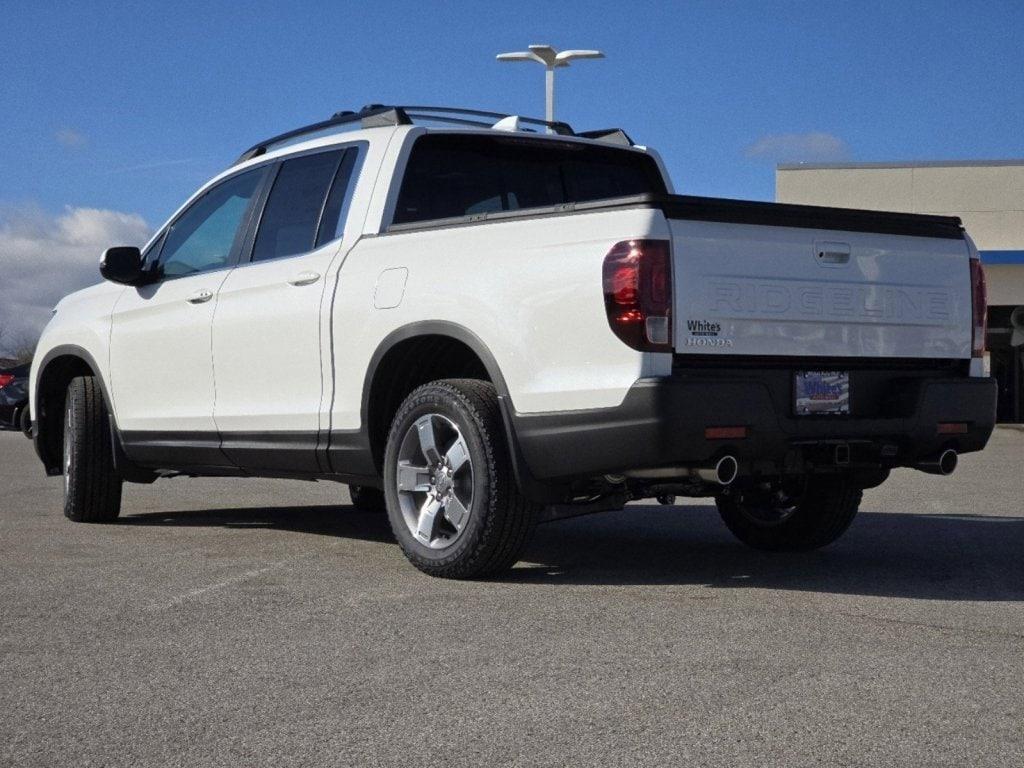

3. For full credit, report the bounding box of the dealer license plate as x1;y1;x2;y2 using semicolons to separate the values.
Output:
794;371;850;416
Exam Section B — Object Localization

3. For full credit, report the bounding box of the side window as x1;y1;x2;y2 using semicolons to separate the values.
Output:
251;150;342;262
159;169;263;278
315;148;363;247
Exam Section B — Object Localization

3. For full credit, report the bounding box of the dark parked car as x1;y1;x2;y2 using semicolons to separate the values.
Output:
0;363;30;436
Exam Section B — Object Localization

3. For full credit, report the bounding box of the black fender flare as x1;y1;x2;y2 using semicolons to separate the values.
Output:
359;321;567;503
360;320;511;424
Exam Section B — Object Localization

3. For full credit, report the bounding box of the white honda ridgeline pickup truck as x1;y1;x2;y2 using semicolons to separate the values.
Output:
30;105;996;578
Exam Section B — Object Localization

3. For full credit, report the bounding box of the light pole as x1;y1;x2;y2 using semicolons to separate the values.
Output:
496;45;605;124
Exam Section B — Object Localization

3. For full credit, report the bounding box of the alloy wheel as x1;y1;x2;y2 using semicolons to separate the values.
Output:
394;413;475;549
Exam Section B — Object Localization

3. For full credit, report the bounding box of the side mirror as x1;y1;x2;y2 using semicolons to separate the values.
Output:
100;247;146;285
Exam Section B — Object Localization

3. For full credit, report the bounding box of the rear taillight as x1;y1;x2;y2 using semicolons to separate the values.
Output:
970;257;987;358
602;239;672;352
0;374;13;389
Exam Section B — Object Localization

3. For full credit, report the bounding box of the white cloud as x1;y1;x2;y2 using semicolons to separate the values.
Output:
745;132;850;163
55;128;87;148
0;205;150;354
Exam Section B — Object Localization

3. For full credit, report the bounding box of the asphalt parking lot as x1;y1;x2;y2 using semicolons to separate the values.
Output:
1;428;1022;767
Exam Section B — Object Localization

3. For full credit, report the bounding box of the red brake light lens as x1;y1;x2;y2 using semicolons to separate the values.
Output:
0;374;13;389
705;426;748;440
970;258;987;358
602;239;672;352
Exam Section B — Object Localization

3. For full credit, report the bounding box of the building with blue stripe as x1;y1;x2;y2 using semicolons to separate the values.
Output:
981;251;1024;265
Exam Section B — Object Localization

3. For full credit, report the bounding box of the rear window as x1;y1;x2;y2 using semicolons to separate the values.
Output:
392;134;666;226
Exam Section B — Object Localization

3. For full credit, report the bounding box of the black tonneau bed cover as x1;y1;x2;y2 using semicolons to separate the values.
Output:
386;192;964;240
654;194;964;240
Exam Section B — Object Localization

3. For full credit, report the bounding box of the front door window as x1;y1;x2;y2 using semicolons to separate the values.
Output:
158;169;263;278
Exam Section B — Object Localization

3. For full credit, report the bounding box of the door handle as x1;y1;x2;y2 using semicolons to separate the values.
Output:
187;289;213;304
288;271;321;287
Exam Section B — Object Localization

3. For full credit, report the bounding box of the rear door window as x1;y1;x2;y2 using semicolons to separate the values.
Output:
392;134;665;225
250;146;365;262
315;148;363;247
252;150;342;262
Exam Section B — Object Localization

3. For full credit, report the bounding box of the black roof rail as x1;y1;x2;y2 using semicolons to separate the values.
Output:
233;104;576;165
234;105;412;165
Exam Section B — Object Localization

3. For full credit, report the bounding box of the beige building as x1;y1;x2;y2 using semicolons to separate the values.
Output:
777;160;1024;422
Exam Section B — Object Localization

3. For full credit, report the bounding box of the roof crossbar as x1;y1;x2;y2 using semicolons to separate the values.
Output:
233;104;576;165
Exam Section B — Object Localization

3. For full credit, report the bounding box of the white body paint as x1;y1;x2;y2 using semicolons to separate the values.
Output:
31;124;977;441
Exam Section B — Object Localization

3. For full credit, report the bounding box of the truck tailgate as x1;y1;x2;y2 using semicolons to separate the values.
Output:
665;200;972;359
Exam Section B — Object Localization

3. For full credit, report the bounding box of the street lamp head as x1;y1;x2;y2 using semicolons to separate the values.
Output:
496;44;605;123
555;49;605;64
496;45;605;69
528;44;557;62
496;51;547;65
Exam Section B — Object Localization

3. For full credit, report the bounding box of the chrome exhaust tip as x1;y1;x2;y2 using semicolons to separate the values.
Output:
915;448;958;476
937;448;958;475
694;455;739;486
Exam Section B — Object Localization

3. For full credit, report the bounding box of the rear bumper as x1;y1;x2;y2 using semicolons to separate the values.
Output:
511;372;997;481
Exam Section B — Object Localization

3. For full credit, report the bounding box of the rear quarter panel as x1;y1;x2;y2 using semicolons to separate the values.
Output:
331;207;668;430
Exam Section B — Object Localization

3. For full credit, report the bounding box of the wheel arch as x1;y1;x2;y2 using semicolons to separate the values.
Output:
361;322;506;465
32;345;110;475
358;322;565;502
362;321;509;407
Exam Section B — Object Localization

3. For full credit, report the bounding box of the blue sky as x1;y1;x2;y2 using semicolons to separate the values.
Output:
2;0;1023;228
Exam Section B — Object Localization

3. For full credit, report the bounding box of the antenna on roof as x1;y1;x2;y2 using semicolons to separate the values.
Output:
491;115;522;132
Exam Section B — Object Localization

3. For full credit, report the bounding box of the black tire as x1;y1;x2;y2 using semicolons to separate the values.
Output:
19;405;31;438
383;379;538;579
63;376;122;522
715;476;862;551
349;484;385;512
